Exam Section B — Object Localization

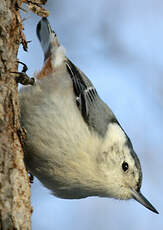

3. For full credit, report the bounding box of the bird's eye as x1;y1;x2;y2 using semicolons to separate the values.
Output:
122;161;129;172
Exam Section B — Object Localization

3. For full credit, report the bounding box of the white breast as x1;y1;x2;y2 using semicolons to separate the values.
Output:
19;71;102;196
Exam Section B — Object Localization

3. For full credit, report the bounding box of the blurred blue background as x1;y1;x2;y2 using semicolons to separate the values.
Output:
19;0;162;229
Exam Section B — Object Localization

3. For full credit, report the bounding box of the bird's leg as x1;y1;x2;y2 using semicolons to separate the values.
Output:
11;61;35;86
29;173;34;184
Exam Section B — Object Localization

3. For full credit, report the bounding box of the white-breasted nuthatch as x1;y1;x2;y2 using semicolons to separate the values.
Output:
19;17;158;214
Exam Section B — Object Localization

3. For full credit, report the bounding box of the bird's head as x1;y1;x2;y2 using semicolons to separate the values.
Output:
98;122;158;214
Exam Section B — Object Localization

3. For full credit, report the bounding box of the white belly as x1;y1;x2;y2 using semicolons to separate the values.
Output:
19;72;101;198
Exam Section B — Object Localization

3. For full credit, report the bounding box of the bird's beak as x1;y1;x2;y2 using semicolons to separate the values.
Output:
131;189;159;214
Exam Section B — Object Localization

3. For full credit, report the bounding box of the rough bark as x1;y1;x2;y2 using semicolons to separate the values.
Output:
0;1;32;229
0;0;48;228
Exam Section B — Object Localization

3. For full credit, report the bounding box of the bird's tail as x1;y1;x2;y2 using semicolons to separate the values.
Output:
36;17;61;61
36;17;66;71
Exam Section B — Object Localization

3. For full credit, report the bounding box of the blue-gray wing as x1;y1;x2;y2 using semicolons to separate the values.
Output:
66;59;118;137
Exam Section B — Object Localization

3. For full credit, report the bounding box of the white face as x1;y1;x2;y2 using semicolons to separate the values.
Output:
99;123;142;200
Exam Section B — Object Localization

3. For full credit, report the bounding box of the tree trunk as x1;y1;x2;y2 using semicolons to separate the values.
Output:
0;0;32;229
0;0;48;228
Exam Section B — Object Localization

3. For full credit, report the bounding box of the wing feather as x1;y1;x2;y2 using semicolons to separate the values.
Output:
66;59;117;137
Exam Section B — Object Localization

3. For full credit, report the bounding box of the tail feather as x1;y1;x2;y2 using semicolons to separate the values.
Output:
36;17;60;61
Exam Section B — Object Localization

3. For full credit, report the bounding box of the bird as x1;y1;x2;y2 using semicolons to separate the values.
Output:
19;17;158;214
